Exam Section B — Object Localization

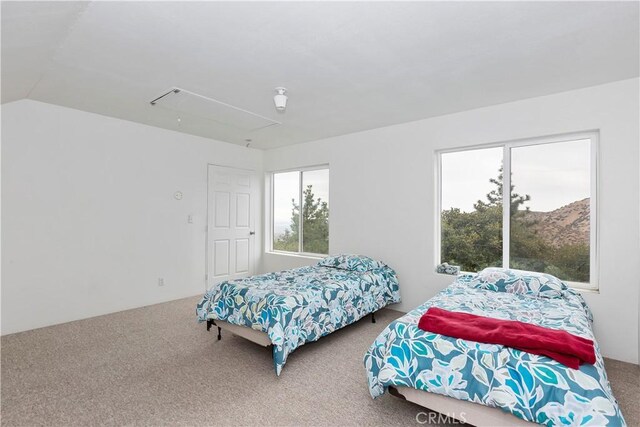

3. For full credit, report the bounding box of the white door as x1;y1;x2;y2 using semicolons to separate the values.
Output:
207;165;257;289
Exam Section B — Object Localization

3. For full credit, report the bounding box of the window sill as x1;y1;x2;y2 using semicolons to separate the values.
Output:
435;272;461;277
569;286;600;295
265;251;325;260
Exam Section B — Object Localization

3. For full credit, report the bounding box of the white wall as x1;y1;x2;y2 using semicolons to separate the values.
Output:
1;99;263;335
263;78;640;364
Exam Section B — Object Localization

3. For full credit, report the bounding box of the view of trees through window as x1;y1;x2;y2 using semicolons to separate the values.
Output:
441;139;592;284
272;169;329;255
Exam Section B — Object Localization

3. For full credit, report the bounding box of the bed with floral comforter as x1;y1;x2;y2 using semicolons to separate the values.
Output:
197;255;400;375
364;269;625;426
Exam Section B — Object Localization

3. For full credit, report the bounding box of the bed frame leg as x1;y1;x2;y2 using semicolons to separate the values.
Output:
371;313;376;324
205;319;222;341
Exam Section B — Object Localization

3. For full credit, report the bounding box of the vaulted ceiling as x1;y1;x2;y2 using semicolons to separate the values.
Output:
2;1;638;149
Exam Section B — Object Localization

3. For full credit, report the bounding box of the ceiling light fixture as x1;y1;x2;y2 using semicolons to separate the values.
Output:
274;87;288;112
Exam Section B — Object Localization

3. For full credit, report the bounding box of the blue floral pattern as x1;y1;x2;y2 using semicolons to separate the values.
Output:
364;277;625;426
317;254;387;272
470;267;568;299
197;264;400;375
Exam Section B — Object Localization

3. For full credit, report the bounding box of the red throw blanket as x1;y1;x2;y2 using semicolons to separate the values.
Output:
418;307;595;369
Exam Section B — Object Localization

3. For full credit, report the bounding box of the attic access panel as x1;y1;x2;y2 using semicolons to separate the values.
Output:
150;88;280;132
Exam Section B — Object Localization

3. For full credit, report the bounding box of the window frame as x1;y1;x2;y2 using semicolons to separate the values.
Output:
268;164;330;258
435;131;599;291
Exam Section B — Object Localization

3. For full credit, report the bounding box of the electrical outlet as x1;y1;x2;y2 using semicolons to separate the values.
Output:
187;214;193;224
158;278;165;286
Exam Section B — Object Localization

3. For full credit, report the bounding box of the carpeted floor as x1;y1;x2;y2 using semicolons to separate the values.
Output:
2;296;638;426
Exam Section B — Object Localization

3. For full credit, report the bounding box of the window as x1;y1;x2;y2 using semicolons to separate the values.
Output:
271;167;329;255
438;133;597;289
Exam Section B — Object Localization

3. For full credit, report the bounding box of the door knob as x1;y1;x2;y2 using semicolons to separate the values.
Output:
249;231;255;235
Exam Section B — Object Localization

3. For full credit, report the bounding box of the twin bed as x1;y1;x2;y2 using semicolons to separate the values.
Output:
196;256;626;426
196;254;401;375
365;269;626;426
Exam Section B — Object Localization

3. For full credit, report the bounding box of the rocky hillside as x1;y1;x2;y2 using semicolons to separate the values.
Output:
520;198;590;247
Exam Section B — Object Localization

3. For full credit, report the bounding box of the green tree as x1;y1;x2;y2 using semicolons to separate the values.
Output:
441;205;503;271
273;185;329;254
474;166;531;215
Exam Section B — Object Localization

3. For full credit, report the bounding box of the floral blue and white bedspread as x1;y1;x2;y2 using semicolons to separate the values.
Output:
197;265;400;375
364;277;626;426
